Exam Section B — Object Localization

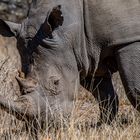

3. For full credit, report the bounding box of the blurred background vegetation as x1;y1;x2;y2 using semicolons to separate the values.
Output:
0;0;30;21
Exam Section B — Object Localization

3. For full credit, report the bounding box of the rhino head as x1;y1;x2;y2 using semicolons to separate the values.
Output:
0;4;80;123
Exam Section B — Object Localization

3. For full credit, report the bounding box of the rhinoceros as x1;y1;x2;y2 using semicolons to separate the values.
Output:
0;0;140;138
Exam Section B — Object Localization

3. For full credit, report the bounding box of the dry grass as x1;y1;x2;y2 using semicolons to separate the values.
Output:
1;100;140;140
1;74;140;140
0;36;140;139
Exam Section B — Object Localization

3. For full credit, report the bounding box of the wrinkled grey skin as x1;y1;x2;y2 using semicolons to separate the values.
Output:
1;0;140;138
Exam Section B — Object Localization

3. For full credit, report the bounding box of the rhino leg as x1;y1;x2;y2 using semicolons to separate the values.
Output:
93;76;119;124
116;42;140;111
81;74;119;125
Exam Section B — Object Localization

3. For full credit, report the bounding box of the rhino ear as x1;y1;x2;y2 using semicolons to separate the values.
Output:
0;19;21;37
42;5;64;38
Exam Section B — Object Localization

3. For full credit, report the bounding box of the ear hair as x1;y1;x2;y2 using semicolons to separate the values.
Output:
0;19;21;37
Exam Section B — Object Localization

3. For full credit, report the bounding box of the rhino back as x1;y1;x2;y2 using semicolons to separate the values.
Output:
87;0;140;47
26;0;140;46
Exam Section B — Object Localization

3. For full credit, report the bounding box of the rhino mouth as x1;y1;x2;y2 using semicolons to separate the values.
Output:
0;69;65;121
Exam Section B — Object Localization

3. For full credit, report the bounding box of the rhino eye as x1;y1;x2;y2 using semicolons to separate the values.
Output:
54;79;59;85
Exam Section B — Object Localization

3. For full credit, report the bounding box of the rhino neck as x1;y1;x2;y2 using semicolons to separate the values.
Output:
82;0;101;76
68;0;98;78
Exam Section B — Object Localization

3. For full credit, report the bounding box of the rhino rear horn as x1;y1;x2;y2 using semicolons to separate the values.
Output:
0;19;21;37
42;5;64;38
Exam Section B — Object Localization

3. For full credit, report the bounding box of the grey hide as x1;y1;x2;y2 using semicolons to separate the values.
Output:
0;0;140;137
